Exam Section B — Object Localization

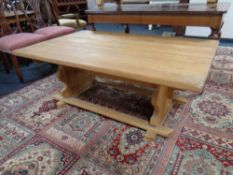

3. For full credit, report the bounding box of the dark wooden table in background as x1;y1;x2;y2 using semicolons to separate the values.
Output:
86;2;230;39
56;0;87;19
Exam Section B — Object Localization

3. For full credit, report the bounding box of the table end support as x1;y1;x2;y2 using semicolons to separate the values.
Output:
57;66;95;98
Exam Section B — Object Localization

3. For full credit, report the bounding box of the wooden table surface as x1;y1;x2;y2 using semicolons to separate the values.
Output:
13;31;218;92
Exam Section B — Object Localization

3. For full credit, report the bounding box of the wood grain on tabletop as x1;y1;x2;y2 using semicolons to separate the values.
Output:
13;31;218;92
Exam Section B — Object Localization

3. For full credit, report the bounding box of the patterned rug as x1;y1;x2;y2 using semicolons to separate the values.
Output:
0;47;232;175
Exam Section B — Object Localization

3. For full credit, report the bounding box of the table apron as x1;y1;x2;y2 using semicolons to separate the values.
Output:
88;14;223;28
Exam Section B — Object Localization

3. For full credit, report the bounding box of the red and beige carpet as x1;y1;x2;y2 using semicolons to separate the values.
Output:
0;47;232;175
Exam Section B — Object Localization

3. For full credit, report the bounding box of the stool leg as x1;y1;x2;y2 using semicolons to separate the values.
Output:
11;55;24;83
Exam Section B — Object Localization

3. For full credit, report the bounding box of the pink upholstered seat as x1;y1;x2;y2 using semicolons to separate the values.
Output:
34;26;75;39
0;33;46;53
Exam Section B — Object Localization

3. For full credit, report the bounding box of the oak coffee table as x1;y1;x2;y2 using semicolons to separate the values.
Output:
13;31;218;140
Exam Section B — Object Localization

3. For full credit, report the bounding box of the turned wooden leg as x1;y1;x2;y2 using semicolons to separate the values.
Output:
174;26;186;36
57;66;95;98
209;27;221;39
1;52;10;74
12;55;24;83
125;24;130;34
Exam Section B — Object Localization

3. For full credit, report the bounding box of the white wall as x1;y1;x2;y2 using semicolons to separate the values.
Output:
185;0;233;39
221;0;233;38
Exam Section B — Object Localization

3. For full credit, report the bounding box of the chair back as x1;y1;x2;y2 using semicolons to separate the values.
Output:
0;0;38;36
0;1;12;36
15;0;35;32
26;0;59;28
0;0;20;36
25;0;46;28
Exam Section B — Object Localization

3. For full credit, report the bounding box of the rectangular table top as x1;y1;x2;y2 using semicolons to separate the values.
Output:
86;2;230;15
13;31;218;92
